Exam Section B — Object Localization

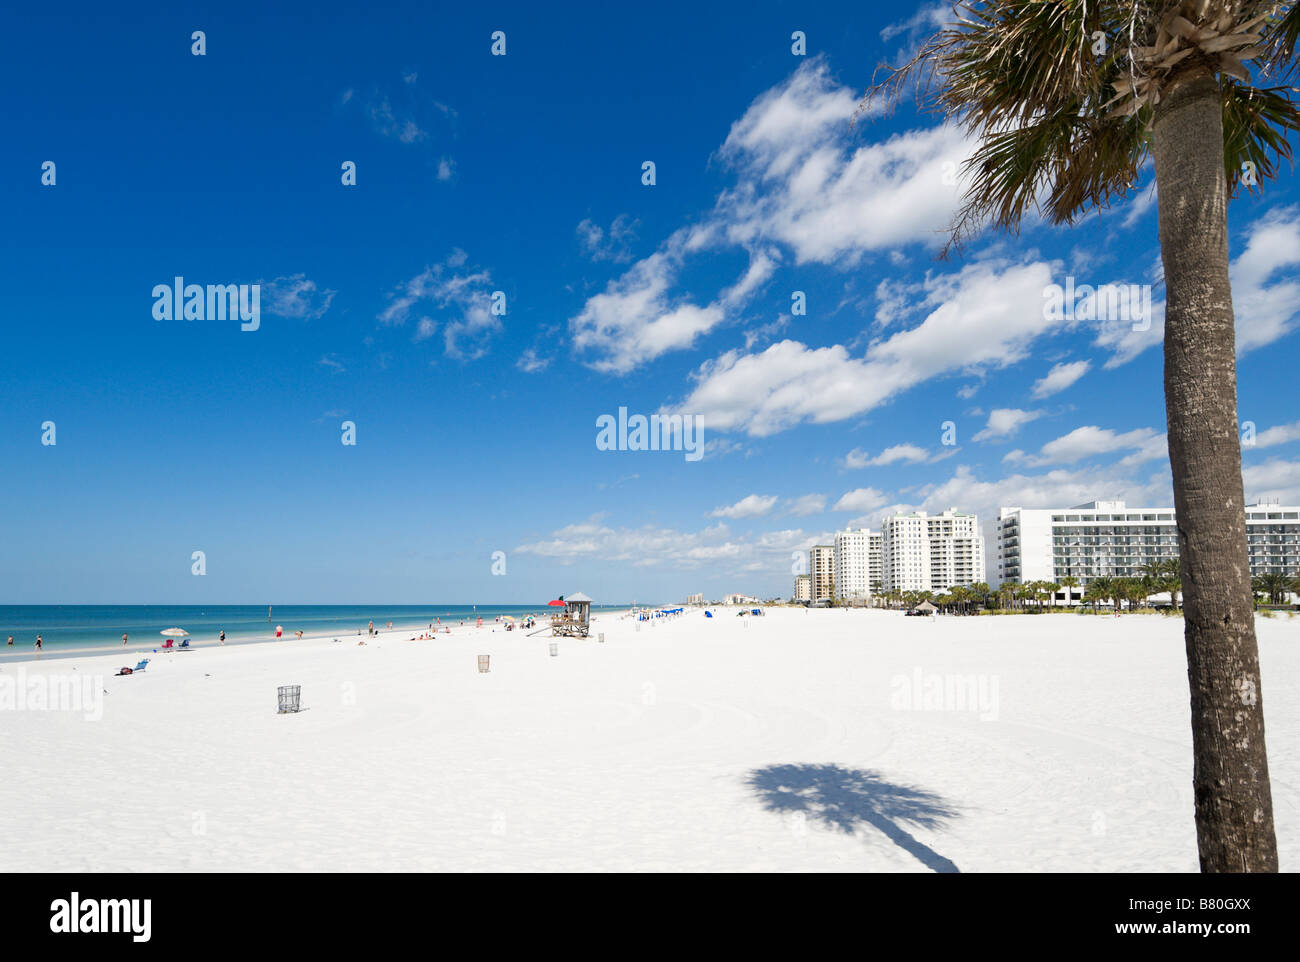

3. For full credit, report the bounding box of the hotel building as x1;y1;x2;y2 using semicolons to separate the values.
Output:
880;508;985;593
793;574;811;603
994;500;1300;599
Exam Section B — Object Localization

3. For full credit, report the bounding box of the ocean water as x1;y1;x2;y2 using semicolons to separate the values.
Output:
0;604;629;658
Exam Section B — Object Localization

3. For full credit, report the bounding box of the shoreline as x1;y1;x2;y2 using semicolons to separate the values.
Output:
0;609;635;667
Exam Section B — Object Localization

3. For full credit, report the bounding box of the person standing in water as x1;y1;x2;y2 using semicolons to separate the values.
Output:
275;625;283;639
6;635;13;646
122;633;128;646
34;635;43;655
219;629;226;645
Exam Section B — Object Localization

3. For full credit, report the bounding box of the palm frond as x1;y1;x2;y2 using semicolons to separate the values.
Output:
1221;80;1300;193
860;1;1300;255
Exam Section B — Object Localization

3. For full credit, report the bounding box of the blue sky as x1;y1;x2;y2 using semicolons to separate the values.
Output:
3;1;1299;604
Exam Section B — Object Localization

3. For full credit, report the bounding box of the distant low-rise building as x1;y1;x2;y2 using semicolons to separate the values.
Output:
793;574;811;603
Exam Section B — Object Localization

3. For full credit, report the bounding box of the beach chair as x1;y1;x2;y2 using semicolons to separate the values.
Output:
178;639;191;651
159;639;175;651
116;659;149;676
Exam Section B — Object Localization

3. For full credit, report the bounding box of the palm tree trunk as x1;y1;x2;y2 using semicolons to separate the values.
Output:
1152;70;1278;872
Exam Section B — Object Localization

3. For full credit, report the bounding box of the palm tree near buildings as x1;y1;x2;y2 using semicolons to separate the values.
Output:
1084;579;1110;613
997;584;1015;611
1090;577;1116;614
865;0;1292;870
1059;576;1080;607
1112;579;1130;612
1121;577;1149;611
1252;572;1292;605
1161;558;1183;609
1017;583;1035;611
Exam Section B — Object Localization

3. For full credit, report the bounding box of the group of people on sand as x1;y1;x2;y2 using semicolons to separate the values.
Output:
409;628;452;640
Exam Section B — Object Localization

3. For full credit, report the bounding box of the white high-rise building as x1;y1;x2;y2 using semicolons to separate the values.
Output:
833;528;883;602
995;500;1300;602
925;509;985;592
881;508;985;593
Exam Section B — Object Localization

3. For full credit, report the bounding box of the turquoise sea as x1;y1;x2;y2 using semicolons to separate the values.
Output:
0;604;631;660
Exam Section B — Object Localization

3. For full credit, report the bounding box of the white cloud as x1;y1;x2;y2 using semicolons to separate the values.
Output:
1242;458;1300;504
514;516;817;575
832;487;890;513
413;317;436;343
972;408;1045;442
567;60;978;374
1251;420;1300;449
678;259;1064;437
576;215;638;264
880;4;949;42
1097;206;1300;366
437;157;455;181
715;61;972;266
843;443;930;468
1230;206;1300;353
261;274;336;319
379;252;501;360
1005;425;1165;468
1121;185;1157;229
709;494;779;519
516;348;550;373
569;232;727;374
785;493;827;516
1031;359;1091;398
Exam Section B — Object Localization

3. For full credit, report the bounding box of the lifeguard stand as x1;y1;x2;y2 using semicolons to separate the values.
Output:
551;592;593;637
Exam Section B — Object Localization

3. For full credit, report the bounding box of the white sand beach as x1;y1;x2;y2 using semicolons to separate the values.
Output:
2;607;1297;872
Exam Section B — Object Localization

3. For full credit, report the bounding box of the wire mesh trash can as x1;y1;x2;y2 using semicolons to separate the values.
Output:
277;685;301;713
549;643;558;657
477;654;490;673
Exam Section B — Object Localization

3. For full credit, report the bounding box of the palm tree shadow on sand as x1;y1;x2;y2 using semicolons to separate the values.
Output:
747;764;960;873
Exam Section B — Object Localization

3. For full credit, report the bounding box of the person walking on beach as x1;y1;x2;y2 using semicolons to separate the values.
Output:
368;620;374;637
219;629;226;645
122;633;128;645
275;624;283;639
35;635;43;653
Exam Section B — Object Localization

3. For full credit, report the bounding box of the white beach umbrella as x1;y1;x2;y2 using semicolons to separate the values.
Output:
160;627;190;637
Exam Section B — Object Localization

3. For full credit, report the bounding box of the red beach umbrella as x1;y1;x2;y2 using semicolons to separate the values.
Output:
547;597;566;606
